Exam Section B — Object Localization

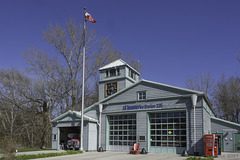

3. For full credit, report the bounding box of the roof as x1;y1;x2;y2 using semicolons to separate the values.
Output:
99;59;140;75
51;110;98;123
211;117;240;128
143;79;205;95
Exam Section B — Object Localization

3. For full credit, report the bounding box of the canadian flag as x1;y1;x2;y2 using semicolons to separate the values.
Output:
85;11;96;23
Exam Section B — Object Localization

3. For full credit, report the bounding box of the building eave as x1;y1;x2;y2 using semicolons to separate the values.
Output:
98;59;140;75
51;110;98;123
211;117;240;128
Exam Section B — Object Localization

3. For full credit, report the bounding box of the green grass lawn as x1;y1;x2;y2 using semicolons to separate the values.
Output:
0;150;82;160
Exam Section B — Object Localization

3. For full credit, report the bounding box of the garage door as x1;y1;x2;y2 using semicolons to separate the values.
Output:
108;114;136;151
149;111;186;154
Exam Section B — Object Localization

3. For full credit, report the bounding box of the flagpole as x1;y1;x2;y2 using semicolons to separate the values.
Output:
80;7;86;151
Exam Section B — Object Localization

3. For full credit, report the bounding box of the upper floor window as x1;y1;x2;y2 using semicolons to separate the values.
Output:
129;68;136;80
53;134;57;141
110;69;116;76
106;68;120;77
138;91;146;100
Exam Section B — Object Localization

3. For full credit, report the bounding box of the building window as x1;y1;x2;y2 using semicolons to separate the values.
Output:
106;70;109;77
106;68;120;78
150;111;186;148
129;68;136;80
53;134;57;141
109;114;136;146
138;91;146;100
105;82;118;97
110;69;116;77
117;68;120;76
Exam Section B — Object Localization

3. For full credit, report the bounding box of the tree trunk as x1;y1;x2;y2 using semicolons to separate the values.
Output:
40;101;50;149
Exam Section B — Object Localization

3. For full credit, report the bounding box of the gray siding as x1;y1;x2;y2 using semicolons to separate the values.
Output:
88;123;97;151
211;118;240;152
99;79;127;101
187;101;204;156
211;119;240;133
85;107;98;120
98;83;105;102
60;115;79;122
203;99;215;118
52;123;58;150
202;100;212;135
125;79;134;88
137;112;148;150
101;114;107;150
106;83;193;104
103;98;191;114
83;122;88;150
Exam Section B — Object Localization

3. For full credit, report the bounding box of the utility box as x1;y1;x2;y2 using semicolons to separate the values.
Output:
204;134;218;157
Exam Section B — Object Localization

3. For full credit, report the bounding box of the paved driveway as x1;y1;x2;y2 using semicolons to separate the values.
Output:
2;150;240;160
32;151;187;160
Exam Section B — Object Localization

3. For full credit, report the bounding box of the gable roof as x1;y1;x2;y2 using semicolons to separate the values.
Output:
51;110;98;123
143;79;205;95
99;59;140;75
84;79;212;114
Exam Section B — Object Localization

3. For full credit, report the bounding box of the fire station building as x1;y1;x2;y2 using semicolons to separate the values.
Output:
51;59;240;155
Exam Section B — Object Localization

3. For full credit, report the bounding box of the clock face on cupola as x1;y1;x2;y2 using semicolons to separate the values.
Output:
105;82;118;97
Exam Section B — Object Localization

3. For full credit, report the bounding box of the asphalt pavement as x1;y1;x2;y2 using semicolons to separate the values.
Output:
32;151;187;160
30;151;240;160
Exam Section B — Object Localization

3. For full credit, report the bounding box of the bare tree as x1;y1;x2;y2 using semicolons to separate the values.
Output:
213;75;240;123
185;72;215;94
0;68;57;148
24;18;141;113
0;18;141;149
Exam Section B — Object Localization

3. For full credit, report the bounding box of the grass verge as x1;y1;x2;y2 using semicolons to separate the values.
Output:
17;149;51;153
0;150;83;160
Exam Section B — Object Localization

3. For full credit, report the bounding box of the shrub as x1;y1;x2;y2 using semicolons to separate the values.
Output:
0;137;18;160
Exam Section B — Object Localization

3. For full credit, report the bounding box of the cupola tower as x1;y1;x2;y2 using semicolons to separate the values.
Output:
98;59;140;101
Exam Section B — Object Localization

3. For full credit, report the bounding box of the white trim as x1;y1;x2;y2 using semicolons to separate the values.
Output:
51;110;98;123
99;59;140;75
142;79;205;95
211;117;240;127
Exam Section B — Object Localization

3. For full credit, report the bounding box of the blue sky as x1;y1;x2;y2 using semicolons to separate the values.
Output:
0;0;240;88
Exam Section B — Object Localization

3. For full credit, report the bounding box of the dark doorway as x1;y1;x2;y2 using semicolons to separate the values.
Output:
59;127;80;149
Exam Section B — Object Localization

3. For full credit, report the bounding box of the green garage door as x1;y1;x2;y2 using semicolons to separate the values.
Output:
149;111;186;154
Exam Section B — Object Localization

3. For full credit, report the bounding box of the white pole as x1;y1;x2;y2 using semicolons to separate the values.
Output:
80;7;86;151
98;104;103;149
191;94;197;154
194;104;196;153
